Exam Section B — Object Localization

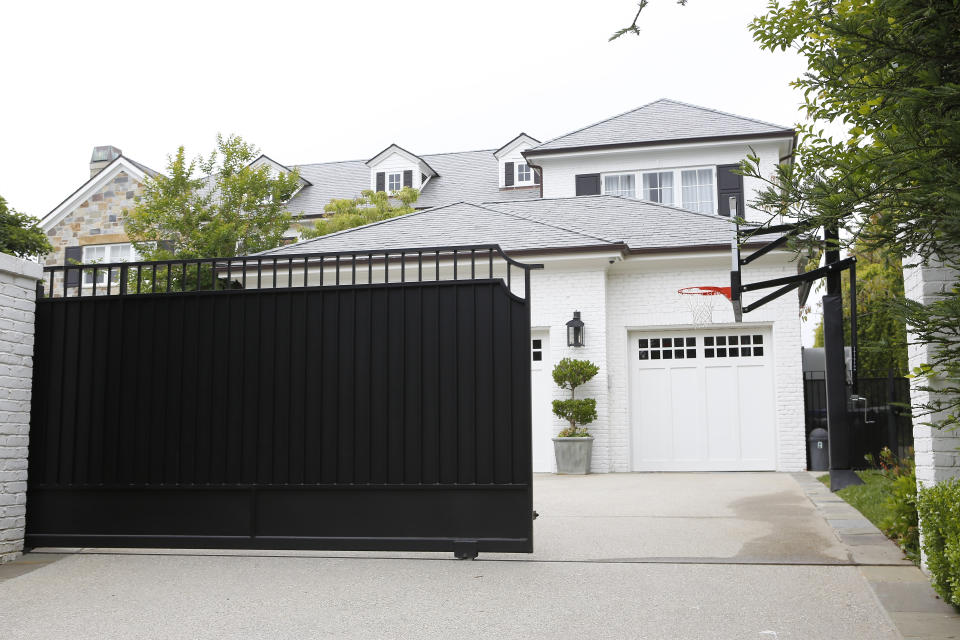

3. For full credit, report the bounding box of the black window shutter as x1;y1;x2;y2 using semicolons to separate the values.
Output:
376;172;385;192
716;164;744;217
504;162;514;187
575;173;601;196
534;167;541;185
402;170;413;188
158;240;174;254
64;246;83;287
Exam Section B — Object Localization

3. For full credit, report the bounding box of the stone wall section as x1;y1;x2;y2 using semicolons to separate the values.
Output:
0;252;42;564
44;170;143;267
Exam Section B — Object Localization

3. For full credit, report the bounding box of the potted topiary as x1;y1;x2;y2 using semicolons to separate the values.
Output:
550;357;599;474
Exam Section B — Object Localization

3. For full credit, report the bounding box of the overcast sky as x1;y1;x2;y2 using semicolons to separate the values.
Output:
1;0;822;342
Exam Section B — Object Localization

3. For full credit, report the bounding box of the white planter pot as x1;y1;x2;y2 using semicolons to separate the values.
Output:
552;436;594;474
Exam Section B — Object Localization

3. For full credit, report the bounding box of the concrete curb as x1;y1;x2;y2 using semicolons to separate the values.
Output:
795;472;960;639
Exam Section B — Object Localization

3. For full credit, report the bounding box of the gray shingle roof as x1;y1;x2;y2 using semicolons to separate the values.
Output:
261;195;736;257
263;201;608;256
486;195;736;251
527;98;794;154
284;150;540;218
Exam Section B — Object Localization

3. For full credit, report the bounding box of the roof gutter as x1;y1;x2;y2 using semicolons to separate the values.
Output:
524;130;796;158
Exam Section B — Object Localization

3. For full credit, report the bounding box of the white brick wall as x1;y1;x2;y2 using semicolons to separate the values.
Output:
530;263;612;472
904;258;960;487
528;250;805;473
0;252;41;564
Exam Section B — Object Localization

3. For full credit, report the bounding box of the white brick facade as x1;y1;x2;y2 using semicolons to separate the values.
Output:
528;250;805;473
904;259;960;487
0;252;42;564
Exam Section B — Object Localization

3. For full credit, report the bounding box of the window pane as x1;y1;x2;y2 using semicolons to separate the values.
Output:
517;163;531;182
643;171;673;205
681;168;714;214
605;174;635;198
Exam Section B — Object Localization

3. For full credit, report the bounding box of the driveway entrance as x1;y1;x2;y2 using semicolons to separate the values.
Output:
0;473;910;639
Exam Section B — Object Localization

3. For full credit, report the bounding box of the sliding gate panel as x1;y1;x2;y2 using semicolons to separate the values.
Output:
26;247;535;553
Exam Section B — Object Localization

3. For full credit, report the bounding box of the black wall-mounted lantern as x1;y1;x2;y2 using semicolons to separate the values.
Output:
566;311;585;347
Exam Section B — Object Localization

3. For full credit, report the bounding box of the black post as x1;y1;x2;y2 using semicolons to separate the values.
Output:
823;226;860;490
886;368;899;457
849;259;858;396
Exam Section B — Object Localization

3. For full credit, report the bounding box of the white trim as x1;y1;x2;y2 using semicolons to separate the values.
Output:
40;157;148;231
365;145;438;178
524;135;795;161
494;134;540;160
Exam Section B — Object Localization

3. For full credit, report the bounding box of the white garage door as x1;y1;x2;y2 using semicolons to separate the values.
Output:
530;331;554;472
630;327;776;471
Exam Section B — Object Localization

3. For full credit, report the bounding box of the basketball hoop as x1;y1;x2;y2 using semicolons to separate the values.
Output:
677;286;732;326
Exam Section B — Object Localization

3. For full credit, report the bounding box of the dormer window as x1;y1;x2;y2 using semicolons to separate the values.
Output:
388;172;402;192
517;163;532;183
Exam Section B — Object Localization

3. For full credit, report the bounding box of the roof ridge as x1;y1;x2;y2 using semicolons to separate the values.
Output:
479;201;618;245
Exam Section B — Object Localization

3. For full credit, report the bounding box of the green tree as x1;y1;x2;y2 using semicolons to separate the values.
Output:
125;134;302;261
300;187;419;239
551;358;600;437
619;0;960;429
812;240;909;375
0;195;52;258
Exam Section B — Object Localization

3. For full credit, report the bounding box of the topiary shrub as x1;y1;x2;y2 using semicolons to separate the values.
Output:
551;358;599;437
917;478;960;610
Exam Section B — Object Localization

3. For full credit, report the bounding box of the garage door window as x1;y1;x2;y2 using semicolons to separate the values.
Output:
704;334;764;358
638;336;697;360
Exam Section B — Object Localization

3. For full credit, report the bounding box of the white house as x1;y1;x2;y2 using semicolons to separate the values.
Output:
260;103;804;475
264;99;803;473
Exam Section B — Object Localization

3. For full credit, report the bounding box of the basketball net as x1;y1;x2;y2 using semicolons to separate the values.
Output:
677;286;732;327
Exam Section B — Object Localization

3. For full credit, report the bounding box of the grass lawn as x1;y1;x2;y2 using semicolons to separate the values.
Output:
818;470;893;531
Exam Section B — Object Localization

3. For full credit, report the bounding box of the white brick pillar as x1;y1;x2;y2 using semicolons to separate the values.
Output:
0;252;42;564
903;259;960;487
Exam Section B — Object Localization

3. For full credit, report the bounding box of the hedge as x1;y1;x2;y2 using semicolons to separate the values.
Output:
917;478;960;609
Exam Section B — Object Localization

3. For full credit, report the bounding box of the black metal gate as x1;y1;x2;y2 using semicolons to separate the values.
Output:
26;246;537;557
803;371;914;467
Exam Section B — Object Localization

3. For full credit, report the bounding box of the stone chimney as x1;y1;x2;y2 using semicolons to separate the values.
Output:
89;145;122;178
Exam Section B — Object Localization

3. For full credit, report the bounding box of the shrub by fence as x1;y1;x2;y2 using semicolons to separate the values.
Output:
917;478;960;610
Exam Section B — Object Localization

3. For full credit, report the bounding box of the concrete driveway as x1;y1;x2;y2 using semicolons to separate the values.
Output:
0;473;912;639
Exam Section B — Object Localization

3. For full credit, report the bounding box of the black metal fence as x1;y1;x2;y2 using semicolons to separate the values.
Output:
27;246;539;557
803;371;914;467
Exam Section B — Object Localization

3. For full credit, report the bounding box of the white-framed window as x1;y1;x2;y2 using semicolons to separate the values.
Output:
680;168;715;214
641;171;675;205
82;243;136;285
516;163;532;183
602;173;636;198
388;172;402;192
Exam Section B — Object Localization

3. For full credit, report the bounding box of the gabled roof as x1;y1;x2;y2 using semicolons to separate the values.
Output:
40;155;157;231
493;133;540;158
365;143;439;178
285;149;541;217
262;201;613;256
525;98;794;155
262;195;738;258
249;154;313;187
485;195;736;253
